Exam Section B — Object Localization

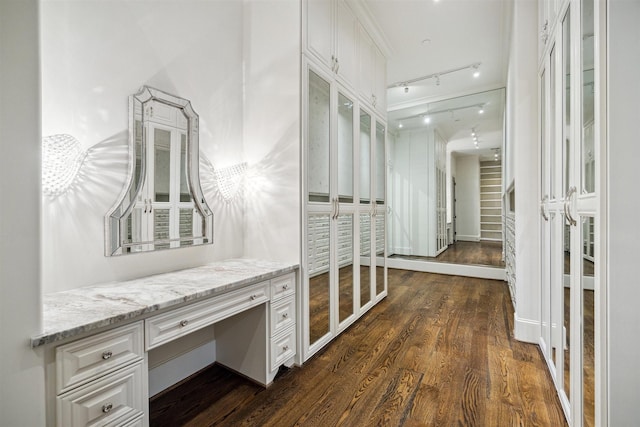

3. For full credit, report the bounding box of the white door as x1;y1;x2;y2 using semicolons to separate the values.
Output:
539;1;604;425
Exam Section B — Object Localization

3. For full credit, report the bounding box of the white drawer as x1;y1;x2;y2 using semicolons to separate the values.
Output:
57;361;145;427
56;322;143;395
270;272;295;301
270;325;296;371
270;296;295;336
145;281;269;350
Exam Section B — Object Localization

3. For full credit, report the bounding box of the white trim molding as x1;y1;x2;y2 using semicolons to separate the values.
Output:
513;312;540;344
387;258;505;281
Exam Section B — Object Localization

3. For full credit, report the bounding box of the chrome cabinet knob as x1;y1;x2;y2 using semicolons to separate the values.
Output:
102;403;113;413
179;319;189;327
101;351;113;360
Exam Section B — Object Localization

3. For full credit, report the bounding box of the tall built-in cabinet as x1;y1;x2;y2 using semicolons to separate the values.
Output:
390;128;447;258
302;0;387;361
538;0;604;425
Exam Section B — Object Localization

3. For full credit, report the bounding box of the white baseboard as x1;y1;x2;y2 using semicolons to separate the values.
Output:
513;313;540;344
386;257;505;280
148;340;216;397
456;234;480;242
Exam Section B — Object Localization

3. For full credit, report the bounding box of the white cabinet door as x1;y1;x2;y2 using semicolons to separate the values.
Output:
357;25;375;107
374;47;387;115
335;0;358;89
305;0;334;71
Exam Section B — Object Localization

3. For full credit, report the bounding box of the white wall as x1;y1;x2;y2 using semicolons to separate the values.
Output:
242;0;301;263
453;154;480;241
0;1;46;424
607;1;640;423
40;0;246;293
506;0;539;342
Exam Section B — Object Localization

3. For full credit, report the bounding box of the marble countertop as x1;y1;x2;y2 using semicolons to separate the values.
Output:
31;259;298;348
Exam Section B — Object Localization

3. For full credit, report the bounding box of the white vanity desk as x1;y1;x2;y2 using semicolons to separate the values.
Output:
31;259;299;427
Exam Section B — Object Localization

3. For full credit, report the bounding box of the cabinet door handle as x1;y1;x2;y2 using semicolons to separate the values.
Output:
335;57;340;73
540;195;549;221
101;351;113;360
102;403;113;413
179;319;189;327
565;186;577;226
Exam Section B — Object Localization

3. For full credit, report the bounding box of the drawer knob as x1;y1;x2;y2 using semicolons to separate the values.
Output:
282;284;289;290
180;319;189;327
101;351;113;360
102;403;113;413
250;295;257;301
282;313;289;319
282;345;289;352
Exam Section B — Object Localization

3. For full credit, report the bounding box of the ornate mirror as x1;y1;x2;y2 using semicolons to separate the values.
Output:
105;86;213;255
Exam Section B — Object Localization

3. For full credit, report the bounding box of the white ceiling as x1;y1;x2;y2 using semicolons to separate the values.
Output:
362;0;512;160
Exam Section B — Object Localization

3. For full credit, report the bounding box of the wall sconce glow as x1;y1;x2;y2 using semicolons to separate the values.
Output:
215;162;247;202
42;134;87;198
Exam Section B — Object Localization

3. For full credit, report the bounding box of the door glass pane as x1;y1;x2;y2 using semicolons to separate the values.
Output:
540;70;552;361
359;212;371;307
563;219;571;401
549;46;556;200
337;214;354;323
179;134;191;202
582;0;596;194
563;11;571;196
308;214;331;345
562;10;572;403
375;213;385;296
337;93;354;203
360;111;371;204
550;213;559;370
582;216;595;427
154;128;171;203
308;70;331;203
375;122;385;203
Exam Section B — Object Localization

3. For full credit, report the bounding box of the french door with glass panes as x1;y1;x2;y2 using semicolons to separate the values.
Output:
303;62;387;361
539;1;604;426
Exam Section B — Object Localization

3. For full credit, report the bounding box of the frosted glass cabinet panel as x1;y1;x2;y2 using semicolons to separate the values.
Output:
338;92;354;202
308;70;331;202
360;111;371;204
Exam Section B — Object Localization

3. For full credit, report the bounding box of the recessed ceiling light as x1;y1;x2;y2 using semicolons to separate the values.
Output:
424;116;431;124
398;122;404;129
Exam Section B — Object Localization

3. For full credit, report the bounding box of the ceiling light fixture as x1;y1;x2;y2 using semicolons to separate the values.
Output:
404;86;409;93
472;64;480;78
424;116;431;124
478;105;485;114
398;122;404;129
388;62;482;90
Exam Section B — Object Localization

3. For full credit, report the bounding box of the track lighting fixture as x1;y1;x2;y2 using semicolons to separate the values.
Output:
388;62;482;90
478;105;485;114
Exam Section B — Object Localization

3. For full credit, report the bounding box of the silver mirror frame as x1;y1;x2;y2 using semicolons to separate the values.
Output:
104;86;213;256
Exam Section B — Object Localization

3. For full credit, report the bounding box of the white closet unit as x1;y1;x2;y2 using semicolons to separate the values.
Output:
391;127;446;257
538;0;604;425
304;0;358;91
357;25;387;116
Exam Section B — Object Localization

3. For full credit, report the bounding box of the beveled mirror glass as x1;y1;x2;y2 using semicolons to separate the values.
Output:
105;86;213;255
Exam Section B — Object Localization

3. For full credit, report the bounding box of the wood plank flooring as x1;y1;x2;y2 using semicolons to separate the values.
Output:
150;269;567;427
391;241;505;267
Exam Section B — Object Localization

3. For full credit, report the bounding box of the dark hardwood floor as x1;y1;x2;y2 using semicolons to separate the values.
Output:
390;241;505;267
150;269;567;427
